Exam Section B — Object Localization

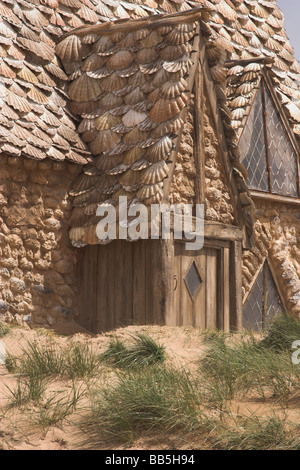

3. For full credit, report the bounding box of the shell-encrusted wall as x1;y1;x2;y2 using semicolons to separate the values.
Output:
169;103;196;205
0;155;82;327
203;91;235;224
242;200;300;317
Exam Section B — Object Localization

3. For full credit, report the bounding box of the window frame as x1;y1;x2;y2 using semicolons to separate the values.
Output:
239;77;300;199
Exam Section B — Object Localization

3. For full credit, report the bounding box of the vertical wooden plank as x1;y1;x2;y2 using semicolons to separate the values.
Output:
106;241;115;330
145;239;154;324
230;241;243;331
123;241;133;326
172;242;181;327
181;251;194;326
152;239;173;326
206;248;218;328
194;248;206;329
193;61;206;205
96;245;108;333
223;247;230;332
163;238;175;326
133;240;146;326
83;246;98;332
113;240;128;329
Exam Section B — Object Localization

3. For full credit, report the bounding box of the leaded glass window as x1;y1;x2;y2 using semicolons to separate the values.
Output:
240;82;299;198
243;262;283;331
239;87;269;192
264;87;298;197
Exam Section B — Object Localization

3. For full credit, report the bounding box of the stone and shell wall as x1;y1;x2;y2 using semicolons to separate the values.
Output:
0;154;83;327
169;90;236;226
242;200;300;318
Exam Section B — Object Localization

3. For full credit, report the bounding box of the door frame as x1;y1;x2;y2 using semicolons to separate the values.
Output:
173;238;231;331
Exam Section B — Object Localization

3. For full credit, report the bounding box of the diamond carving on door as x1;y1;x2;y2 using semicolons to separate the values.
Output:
184;261;203;301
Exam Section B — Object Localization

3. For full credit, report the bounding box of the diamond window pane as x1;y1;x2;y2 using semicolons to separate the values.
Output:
265;264;284;328
243;262;284;331
240;87;269;192
243;267;264;331
184;261;202;300
264;87;299;197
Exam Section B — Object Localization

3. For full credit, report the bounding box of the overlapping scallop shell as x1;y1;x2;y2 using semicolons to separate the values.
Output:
150;95;187;123
141;160;169;184
56;35;89;63
123;146;143;165
95;154;124;171
90;130;120;154
94;113;121;131
69;74;102;102
122;109;148;127
145;135;173;162
107;50;134;71
137;182;164;199
69;226;86;242
160;78;187;99
165;23;195;45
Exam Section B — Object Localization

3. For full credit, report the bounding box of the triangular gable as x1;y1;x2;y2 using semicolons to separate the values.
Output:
239;79;300;198
56;9;205;246
243;261;283;331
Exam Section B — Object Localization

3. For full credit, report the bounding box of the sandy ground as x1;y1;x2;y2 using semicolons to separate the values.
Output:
0;321;299;450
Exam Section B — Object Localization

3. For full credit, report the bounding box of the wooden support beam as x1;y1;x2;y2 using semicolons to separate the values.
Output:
199;40;246;231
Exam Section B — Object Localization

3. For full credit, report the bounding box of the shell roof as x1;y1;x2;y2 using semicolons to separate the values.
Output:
1;0;300;245
0;0;299;165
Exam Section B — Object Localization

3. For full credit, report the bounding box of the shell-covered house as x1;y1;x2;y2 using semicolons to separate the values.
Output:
0;0;300;333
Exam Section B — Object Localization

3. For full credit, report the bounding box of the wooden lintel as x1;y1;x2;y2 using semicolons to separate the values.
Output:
204;221;243;241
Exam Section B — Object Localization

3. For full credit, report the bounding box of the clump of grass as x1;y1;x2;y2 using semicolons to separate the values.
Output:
35;386;83;429
101;333;165;369
201;329;228;345
260;312;300;351
83;365;200;444
0;322;10;338
6;374;47;407
7;340;101;380
199;330;300;407
65;343;101;379
213;413;300;450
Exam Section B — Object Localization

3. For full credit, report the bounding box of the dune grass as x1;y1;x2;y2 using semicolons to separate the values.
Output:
2;314;300;449
0;322;10;338
101;333;166;369
82;364;202;445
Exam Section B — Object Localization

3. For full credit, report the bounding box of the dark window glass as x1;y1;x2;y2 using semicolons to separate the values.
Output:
239;83;299;198
184;261;202;300
243;262;283;331
240;87;269;192
264;87;298;197
243;267;264;331
265;263;283;327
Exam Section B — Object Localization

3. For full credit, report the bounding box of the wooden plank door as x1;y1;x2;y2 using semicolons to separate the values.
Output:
173;242;229;330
